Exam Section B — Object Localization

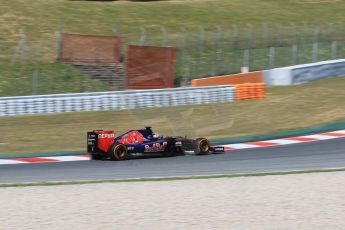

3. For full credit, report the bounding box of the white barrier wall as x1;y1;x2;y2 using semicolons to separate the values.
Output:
264;59;345;85
0;86;235;116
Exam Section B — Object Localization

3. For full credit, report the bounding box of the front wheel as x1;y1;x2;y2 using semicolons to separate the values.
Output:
108;143;127;161
194;138;210;155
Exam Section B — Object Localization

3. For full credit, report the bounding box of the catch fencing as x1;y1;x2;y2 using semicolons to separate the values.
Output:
0;86;234;116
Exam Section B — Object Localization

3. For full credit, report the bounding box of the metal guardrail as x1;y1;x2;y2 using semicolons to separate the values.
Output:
0;86;234;116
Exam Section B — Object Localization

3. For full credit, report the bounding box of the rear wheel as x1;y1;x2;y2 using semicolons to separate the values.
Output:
109;143;127;161
194;138;210;155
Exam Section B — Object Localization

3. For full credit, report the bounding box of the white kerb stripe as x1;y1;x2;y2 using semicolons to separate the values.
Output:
303;134;337;140
222;143;258;149
265;139;303;145
43;156;90;162
0;159;28;165
329;130;345;134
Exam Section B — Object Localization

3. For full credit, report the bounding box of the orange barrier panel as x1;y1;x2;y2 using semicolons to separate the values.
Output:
191;71;263;87
235;83;265;101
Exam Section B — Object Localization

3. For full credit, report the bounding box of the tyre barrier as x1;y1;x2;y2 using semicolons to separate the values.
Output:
0;86;235;116
235;83;265;100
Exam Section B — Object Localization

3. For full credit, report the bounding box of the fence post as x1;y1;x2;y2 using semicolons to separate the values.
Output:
274;23;283;66
215;26;223;75
291;43;298;66
242;49;250;71
12;30;27;64
263;23;270;69
80;70;85;93
139;27;147;45
302;22;310;44
160;26;168;46
262;23;269;48
231;24;239;49
179;27;189;82
269;47;275;69
229;25;239;73
245;24;253;70
32;70;38;95
182;56;191;86
196;26;205;77
56;21;64;63
331;41;337;59
112;21;119;35
180;27;188;49
312;25;320;62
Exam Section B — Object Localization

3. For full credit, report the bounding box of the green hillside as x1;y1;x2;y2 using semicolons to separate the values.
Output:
0;0;345;96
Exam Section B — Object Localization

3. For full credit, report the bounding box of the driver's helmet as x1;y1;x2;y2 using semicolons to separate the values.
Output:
153;133;159;138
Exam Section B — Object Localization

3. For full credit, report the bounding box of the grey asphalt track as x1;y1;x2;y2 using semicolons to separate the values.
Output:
0;137;344;184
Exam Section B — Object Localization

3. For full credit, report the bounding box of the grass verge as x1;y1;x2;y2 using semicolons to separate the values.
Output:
0;76;344;155
1;168;345;188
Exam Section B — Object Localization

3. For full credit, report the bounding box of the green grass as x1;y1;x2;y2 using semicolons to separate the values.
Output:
1;168;345;187
0;76;344;155
0;62;108;96
2;0;344;54
1;0;345;94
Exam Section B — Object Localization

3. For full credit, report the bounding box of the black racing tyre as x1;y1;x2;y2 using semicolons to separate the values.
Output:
194;138;210;155
175;147;185;156
108;143;127;161
91;154;103;160
165;141;178;157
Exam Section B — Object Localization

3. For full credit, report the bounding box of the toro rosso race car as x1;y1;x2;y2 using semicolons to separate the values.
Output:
87;127;224;161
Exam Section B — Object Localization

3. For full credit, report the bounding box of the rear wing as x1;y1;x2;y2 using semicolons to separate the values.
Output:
87;130;115;154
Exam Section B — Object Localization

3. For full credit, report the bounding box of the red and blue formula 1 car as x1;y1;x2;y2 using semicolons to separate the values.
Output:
87;127;224;161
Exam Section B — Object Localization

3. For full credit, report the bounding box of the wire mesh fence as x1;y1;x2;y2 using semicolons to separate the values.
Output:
0;22;345;96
